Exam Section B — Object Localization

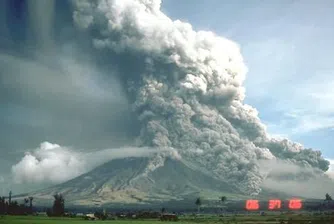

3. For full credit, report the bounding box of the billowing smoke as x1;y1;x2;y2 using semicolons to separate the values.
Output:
69;0;329;195
12;141;180;184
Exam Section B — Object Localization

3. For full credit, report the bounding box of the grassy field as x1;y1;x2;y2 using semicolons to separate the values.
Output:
3;216;169;224
1;213;334;224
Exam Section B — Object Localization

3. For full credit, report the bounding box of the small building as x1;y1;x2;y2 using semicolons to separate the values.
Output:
160;213;178;221
84;213;98;220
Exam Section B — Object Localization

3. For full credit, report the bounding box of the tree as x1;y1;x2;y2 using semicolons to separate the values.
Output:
0;197;5;215
28;197;34;214
94;211;107;220
195;197;201;213
46;208;53;217
161;207;166;214
325;193;332;201
220;196;227;214
221;196;227;204
24;198;29;207
52;193;65;216
325;193;333;209
8;201;18;215
8;191;12;204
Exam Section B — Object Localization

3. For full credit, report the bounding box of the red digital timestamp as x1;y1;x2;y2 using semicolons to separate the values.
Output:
268;199;282;210
245;200;259;210
288;199;302;210
245;199;302;211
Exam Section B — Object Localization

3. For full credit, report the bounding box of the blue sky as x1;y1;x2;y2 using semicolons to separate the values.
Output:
162;0;334;158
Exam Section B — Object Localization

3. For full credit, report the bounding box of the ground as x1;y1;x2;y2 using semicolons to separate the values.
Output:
1;213;334;224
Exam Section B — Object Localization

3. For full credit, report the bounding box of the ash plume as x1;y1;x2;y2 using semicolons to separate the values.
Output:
70;0;329;195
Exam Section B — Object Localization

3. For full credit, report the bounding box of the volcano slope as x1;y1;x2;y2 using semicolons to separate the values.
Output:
30;157;247;206
27;157;303;207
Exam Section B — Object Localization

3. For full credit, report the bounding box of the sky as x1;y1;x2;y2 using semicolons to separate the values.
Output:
0;0;334;194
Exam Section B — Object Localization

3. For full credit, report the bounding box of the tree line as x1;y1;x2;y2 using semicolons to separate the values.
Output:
0;191;65;217
0;191;34;215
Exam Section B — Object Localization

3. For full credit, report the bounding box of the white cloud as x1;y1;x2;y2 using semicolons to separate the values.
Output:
247;71;334;137
273;109;334;135
286;75;334;134
12;142;85;184
291;115;334;134
12;142;180;184
246;62;334;136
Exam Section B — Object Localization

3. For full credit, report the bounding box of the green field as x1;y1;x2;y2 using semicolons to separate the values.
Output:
1;213;334;224
3;216;172;224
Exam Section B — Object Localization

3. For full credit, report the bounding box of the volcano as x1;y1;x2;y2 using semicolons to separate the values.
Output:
28;157;250;206
25;156;299;207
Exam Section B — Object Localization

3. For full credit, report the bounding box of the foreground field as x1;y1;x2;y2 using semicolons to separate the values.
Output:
1;216;168;224
1;213;334;224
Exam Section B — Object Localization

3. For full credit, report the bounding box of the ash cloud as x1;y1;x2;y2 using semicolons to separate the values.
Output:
69;0;330;195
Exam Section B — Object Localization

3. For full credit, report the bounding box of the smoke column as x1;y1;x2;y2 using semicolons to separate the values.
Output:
69;0;329;195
